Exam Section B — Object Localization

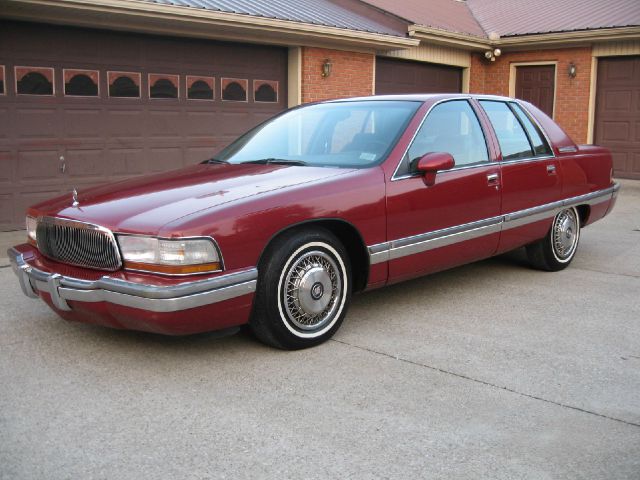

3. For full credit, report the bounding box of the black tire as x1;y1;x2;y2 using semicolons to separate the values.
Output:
526;206;581;272
250;227;352;350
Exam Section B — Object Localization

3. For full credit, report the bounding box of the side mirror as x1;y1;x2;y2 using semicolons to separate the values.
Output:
416;152;455;186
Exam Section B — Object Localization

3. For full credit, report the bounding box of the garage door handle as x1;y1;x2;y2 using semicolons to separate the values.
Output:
59;156;66;174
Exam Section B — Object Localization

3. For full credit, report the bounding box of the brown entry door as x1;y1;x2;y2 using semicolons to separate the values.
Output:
375;57;462;94
515;65;555;118
595;56;640;180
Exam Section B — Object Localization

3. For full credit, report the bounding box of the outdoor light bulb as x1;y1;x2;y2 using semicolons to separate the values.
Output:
493;48;501;57
485;51;493;59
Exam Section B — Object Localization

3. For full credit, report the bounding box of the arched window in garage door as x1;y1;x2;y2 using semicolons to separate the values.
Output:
254;80;278;102
64;69;99;96
108;71;140;98
221;78;247;102
15;67;54;95
149;74;179;99
187;76;214;100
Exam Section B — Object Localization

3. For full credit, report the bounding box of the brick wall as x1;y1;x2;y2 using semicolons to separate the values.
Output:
301;47;374;103
469;47;592;143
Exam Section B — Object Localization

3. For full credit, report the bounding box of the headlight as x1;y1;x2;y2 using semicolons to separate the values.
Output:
26;216;37;245
117;236;222;275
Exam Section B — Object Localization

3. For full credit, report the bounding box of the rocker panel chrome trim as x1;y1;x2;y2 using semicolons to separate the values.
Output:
368;184;617;263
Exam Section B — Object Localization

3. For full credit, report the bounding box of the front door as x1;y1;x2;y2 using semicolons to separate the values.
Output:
385;99;501;283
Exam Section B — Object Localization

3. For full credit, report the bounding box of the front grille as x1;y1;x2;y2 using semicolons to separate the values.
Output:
36;217;122;271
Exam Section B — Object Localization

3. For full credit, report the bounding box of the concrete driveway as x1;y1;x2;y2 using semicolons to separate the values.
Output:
1;181;639;479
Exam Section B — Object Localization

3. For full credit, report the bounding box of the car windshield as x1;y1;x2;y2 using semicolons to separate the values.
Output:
214;100;421;168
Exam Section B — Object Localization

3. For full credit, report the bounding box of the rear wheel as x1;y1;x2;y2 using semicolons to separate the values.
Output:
250;228;351;349
526;206;581;271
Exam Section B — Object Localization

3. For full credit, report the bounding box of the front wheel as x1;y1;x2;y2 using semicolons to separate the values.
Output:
250;228;351;349
526;206;581;271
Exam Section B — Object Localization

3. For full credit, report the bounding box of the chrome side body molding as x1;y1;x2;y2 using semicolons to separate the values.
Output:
369;184;619;265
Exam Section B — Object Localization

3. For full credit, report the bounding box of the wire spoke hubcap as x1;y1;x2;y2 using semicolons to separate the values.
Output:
283;250;342;331
553;209;578;260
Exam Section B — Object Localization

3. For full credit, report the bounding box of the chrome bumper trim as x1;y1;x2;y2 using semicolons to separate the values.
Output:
8;248;257;313
368;183;619;263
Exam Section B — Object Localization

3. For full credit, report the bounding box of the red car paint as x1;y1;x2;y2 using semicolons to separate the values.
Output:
11;94;617;335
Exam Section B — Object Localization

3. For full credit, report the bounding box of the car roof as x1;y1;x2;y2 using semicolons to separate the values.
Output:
324;93;516;103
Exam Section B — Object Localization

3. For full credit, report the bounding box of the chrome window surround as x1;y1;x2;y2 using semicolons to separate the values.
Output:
36;216;123;271
368;184;620;265
115;232;225;275
8;247;255;313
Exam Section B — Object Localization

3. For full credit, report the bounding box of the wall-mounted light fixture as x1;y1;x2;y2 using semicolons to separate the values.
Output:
484;48;501;62
321;59;332;78
568;62;577;78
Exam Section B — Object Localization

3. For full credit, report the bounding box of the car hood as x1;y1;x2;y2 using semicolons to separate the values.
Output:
31;163;355;234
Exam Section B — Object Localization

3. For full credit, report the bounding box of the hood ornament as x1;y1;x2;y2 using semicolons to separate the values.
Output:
72;188;79;207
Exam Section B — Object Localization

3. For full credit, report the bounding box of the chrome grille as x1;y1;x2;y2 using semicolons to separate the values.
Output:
36;217;122;271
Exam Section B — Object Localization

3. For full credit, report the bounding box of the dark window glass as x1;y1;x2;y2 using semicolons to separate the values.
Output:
188;80;213;100
150;78;178;99
402;100;488;175
0;66;4;94
65;74;98;96
255;83;277;102
480;100;533;160
510;103;552;156
222;81;246;101
17;71;53;95
109;75;139;98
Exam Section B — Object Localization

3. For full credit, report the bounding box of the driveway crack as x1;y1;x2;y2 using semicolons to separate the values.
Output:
331;338;640;429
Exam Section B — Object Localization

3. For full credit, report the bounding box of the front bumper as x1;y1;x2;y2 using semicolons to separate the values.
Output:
8;247;257;313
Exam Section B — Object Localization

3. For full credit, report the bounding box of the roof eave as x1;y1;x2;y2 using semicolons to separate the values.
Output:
408;25;490;51
498;26;640;47
1;0;420;51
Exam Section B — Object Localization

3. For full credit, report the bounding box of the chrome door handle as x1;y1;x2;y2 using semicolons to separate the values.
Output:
546;164;556;175
487;173;499;184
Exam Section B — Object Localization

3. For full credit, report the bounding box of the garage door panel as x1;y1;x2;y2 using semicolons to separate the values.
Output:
148;110;182;138
64;109;104;139
106;110;145;137
375;57;462;95
185;147;215;166
0;194;13;229
107;148;146;177
595;56;640;179
15;108;61;139
149;147;183;172
65;149;105;180
0;108;9;139
0;151;13;183
17;150;62;182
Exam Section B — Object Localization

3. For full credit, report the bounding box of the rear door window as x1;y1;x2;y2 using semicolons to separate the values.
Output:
510;103;553;156
479;100;533;160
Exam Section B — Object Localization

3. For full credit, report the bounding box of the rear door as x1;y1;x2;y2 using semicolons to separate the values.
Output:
478;100;560;254
385;99;501;283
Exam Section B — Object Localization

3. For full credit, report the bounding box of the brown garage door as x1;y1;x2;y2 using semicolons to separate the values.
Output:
595;56;640;180
0;21;287;231
515;65;555;118
375;57;462;95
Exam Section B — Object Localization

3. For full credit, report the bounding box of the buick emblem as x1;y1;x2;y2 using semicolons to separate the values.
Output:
311;282;324;300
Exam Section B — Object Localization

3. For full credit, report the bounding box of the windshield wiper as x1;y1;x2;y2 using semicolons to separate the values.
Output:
202;157;228;164
240;158;307;166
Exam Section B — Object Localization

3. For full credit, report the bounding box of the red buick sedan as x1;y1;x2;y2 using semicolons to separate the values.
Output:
9;94;619;349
